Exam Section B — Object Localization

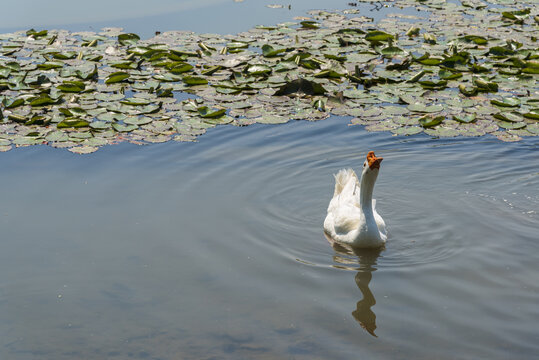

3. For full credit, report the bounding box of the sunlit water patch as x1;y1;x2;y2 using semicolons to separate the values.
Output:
0;116;537;359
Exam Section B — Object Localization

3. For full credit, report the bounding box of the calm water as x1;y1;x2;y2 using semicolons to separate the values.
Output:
2;1;539;359
0;116;538;359
0;0;413;37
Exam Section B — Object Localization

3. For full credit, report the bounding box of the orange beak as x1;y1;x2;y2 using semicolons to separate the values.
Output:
367;151;383;170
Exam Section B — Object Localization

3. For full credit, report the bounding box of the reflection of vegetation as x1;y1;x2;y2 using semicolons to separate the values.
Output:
0;0;537;153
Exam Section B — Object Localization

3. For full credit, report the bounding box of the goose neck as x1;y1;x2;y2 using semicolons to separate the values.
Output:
360;173;376;211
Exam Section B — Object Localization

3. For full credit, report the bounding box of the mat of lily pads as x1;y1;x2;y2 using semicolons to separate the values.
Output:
0;0;537;153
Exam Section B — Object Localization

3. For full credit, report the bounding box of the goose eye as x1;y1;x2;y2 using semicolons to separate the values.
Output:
363;162;367;167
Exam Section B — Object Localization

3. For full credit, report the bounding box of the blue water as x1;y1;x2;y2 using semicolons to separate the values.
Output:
1;1;539;359
0;0;384;37
1;116;538;359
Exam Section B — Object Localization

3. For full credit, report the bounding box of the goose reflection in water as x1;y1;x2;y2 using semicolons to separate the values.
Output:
329;237;382;337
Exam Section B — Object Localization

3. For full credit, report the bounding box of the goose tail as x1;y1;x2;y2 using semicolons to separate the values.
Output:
333;168;358;197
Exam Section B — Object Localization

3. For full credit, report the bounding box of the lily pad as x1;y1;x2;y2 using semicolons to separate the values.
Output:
118;33;140;46
105;72;130;84
490;98;521;107
418;115;444;128
197;106;226;118
453;113;476;123
57;119;90;128
407;103;444;113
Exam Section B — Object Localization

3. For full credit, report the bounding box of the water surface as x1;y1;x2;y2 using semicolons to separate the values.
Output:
0;0;409;37
1;116;537;359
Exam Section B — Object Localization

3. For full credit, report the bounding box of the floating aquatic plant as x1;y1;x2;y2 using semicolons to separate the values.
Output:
0;0;537;153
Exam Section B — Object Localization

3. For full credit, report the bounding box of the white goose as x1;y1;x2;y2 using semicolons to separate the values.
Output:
324;151;387;249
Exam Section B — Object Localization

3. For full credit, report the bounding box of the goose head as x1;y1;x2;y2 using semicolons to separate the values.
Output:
361;151;383;182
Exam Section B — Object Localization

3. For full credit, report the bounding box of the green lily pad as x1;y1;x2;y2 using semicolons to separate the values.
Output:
490;98;521;107
391;126;423;136
182;76;208;86
120;98;151;106
274;78;327;96
105;72;130;84
57;119;90;128
57;81;86;93
493;112;522;122
262;44;287;57
407;103;444;113
495;120;526;130
365;31;394;42
2;97;25;108
418;115;444;128
118;33;140;46
68;145;99;154
112;123;138;132
424;127;460;137
45;131;69;142
169;63;194;74
197;106;226;118
89;121;111;130
453;113;476;123
522;110;539;120
29;95;60;107
245;64;272;76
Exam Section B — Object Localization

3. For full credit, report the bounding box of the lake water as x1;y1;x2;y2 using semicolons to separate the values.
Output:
1;1;539;359
0;0;406;38
1;115;538;359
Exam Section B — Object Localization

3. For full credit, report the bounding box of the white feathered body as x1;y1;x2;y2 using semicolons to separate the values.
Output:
324;168;387;248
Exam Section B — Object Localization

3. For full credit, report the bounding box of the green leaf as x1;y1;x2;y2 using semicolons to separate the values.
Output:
29;94;61;107
57;81;86;93
197;106;226;118
227;41;249;50
488;46;516;57
418;115;444;128
472;78;498;92
381;46;404;56
365;31;394;42
407;103;443;113
313;69;344;78
2;97;25;108
245;64;272;76
57;119;90;128
37;61;64;70
105;71;130;84
300;21;319;29
274;78;327;96
495;120;526;130
453;114;476;123
490;98;520;108
112;123;138;132
522;110;539;120
438;69;463;80
423;33;437;44
460;35;488;45
493;112;522;123
262;44;287;57
182;76;208;86
418;80;447;89
120;98;151;106
118;33;140;46
458;84;478;97
45;131;69;142
169;63;194;74
26;29;48;38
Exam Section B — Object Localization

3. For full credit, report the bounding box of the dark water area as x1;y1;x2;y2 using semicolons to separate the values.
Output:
1;116;538;359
